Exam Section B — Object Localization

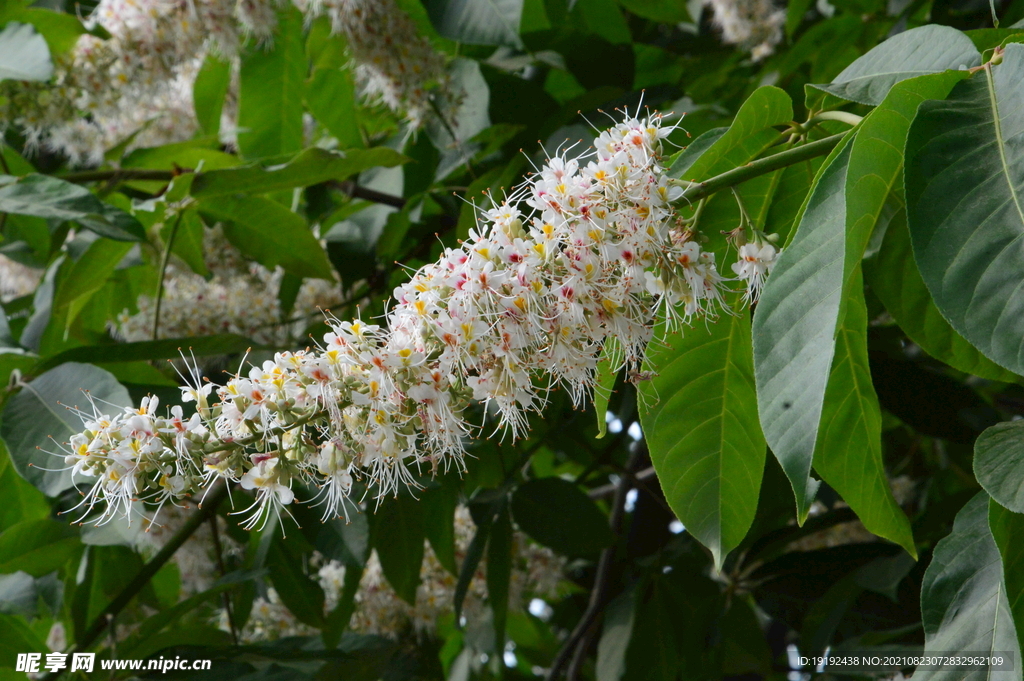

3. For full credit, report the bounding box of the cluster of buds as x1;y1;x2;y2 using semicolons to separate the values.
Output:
57;112;778;528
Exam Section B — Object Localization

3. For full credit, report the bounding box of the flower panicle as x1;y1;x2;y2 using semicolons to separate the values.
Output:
60;111;777;528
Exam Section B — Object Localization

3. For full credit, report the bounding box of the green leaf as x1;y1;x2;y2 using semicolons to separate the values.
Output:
9;9;86;57
170;209;209;277
669;128;727;180
267;536;326;629
906;44;1024;376
371;495;424;605
422;482;458;575
0;519;79;576
237;7;306;159
989;499;1024;660
0;614;46;668
1;363;131;496
811;273;916;557
0;22;52;82
638;305;765;568
454;502;492;624
306;68;362;150
323;561;361;648
486;504;512;649
191;147;407;198
846;72;967;277
916;493;1020;680
0;174;145;241
33;333;258;374
975;420;1024;513
613;0;689;23
200;196;334;280
753;136;854;522
510;477;613;557
867;207;1018;381
424;0;523;47
671;87;792;182
596;583;637;681
0;443;48;533
193;53;232;137
808;25;980;106
52;238;132;328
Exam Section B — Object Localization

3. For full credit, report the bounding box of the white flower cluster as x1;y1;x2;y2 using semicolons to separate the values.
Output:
242;506;564;640
58;113;769;529
295;0;451;127
114;225;342;345
704;0;785;61
2;0;451;165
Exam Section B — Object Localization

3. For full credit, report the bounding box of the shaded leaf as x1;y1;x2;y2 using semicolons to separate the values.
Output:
975;420;1024;513
424;0;523;47
0;519;79;576
194;53;232;137
916;493;1019;680
0;174;145;241
867;208;1019;381
371;495;424;605
510;477;612;557
906;44;1024;375
989;499;1024;660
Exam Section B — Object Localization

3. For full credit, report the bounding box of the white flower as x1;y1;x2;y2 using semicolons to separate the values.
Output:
731;241;779;303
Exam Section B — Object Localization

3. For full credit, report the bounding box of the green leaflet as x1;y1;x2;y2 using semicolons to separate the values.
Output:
0;363;131;496
811;271;915;557
989;499;1024;661
191;147;407;198
753;137;854;521
671;87;792;183
867;207;1019;382
639;305;765;568
808;25;980;106
237;7;305;159
370;495;425;605
906;44;1024;376
200;195;334;280
975;420;1024;513
916;493;1020;681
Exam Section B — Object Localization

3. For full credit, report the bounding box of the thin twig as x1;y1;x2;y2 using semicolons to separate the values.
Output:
208;514;239;645
152;211;184;341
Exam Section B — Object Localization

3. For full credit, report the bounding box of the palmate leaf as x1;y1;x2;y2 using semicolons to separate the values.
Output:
906;43;1024;376
639;304;765;568
916;493;1020;681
